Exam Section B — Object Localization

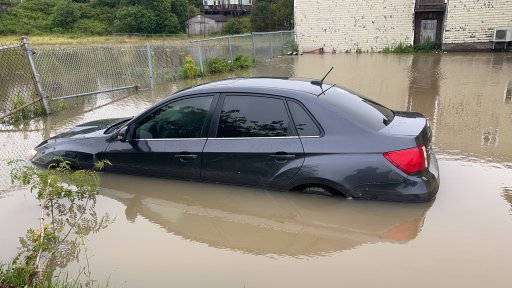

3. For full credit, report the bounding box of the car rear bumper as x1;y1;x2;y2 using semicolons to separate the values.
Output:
352;152;440;202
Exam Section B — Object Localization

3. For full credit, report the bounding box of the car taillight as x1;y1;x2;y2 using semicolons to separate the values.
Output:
384;145;427;175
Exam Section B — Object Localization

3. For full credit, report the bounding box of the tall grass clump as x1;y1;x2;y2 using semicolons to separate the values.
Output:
381;38;440;53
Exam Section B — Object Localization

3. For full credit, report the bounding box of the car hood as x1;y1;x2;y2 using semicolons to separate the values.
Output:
40;118;130;146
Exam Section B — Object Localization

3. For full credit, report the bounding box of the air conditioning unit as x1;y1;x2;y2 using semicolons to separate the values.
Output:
493;27;512;42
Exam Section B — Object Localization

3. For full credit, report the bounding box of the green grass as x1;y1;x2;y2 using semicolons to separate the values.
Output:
0;34;203;47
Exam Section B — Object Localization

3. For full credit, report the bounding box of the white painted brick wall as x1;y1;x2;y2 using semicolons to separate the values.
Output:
295;0;415;52
444;0;512;44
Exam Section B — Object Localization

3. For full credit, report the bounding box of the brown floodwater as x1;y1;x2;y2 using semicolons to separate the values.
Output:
1;53;512;287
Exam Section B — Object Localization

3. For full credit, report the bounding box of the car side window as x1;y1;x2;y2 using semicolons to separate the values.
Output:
217;95;293;138
134;96;213;139
287;100;322;136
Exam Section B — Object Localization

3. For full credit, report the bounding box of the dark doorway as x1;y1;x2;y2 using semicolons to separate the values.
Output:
414;1;446;47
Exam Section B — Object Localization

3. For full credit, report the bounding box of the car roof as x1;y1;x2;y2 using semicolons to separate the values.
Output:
174;78;329;99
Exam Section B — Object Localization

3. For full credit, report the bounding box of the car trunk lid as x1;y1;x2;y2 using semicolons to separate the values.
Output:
380;111;432;147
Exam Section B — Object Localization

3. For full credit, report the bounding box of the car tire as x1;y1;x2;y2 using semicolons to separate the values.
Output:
301;186;336;197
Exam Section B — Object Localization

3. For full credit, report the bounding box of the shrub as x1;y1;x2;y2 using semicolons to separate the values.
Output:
73;19;109;35
181;55;201;78
232;55;255;69
223;17;249;35
207;57;232;74
0;0;56;34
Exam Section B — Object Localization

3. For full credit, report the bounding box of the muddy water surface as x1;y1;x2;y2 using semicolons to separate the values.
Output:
1;54;512;287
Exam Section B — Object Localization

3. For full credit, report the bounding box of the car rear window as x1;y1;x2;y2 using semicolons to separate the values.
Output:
287;100;322;136
320;87;395;131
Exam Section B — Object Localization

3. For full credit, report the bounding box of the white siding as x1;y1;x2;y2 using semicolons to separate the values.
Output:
295;0;415;52
444;0;512;44
186;15;224;35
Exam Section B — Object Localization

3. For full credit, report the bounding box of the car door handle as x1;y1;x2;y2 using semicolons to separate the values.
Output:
270;154;295;160
174;154;198;159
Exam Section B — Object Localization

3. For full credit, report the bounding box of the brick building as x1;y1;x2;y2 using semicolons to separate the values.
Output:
294;0;512;52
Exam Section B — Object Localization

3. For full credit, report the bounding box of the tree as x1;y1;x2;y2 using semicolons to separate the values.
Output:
50;1;80;31
171;0;188;33
92;0;121;8
114;5;156;33
270;0;293;29
250;0;270;32
250;0;293;31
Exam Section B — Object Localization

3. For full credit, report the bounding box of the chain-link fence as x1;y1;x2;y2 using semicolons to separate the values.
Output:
190;31;295;73
0;42;44;123
0;31;295;123
34;45;150;110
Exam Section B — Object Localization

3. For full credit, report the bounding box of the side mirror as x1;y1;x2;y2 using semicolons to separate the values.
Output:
117;126;129;142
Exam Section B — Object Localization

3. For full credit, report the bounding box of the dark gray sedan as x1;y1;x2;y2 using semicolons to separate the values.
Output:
30;78;440;202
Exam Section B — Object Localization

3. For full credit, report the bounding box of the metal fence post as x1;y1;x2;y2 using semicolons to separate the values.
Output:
146;43;154;90
197;41;204;74
227;36;233;62
21;36;50;114
280;31;284;55
252;33;256;62
268;33;272;58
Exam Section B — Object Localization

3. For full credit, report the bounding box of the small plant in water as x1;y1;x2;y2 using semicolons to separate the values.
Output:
180;54;201;79
1;159;113;287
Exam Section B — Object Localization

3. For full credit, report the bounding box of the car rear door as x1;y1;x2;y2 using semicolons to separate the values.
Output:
103;95;216;180
201;94;305;188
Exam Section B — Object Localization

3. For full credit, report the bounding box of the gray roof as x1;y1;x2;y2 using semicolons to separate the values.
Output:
204;14;229;22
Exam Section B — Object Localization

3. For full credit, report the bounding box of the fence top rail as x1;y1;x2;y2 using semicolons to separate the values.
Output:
190;31;294;43
0;43;22;51
251;31;293;35
35;44;150;52
190;33;252;43
113;33;186;37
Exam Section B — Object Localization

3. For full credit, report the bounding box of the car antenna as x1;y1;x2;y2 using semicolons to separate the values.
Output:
311;67;334;87
310;67;335;97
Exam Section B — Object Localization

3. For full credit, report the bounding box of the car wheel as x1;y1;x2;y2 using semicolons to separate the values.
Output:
301;186;336;197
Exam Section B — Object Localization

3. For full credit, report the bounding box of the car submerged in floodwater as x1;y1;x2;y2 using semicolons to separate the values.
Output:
29;78;440;202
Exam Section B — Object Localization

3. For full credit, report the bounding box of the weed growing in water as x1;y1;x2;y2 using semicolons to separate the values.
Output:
1;159;114;287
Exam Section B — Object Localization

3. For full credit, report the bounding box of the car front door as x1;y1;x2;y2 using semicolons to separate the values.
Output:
103;95;216;180
201;94;305;188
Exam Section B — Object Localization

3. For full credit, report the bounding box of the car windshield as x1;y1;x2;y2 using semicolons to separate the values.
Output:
320;86;395;130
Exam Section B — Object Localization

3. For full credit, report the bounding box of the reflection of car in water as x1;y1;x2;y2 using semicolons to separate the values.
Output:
100;174;433;257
